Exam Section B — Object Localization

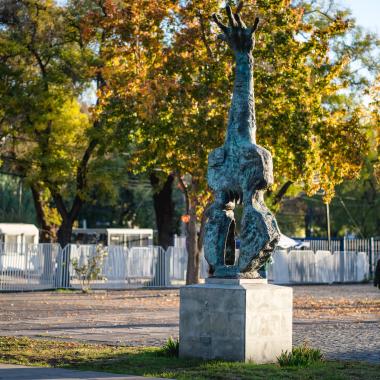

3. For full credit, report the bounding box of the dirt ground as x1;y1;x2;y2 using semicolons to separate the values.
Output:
0;284;379;362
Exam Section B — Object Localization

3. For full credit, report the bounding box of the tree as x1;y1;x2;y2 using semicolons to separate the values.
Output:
0;0;133;246
0;174;36;224
150;172;177;249
73;0;181;247
78;174;157;230
0;0;89;243
1;0;377;282
310;76;380;238
123;0;379;283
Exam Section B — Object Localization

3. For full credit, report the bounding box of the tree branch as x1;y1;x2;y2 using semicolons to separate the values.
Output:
176;173;190;215
198;202;211;251
52;192;68;221
197;11;213;59
273;180;293;205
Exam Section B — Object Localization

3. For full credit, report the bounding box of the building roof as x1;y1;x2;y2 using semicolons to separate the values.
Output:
0;223;39;235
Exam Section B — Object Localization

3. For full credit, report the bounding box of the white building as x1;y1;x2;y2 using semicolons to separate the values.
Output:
0;223;39;248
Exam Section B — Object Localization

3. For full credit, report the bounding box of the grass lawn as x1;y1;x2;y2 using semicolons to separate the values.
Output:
0;336;379;380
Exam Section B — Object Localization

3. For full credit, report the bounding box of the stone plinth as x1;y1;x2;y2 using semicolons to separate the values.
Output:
179;279;292;363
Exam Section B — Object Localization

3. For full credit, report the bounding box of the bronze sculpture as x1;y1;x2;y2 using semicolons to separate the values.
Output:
204;2;280;279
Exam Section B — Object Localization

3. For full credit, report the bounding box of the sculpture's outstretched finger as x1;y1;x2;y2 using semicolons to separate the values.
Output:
251;17;260;33
225;4;237;28
233;13;246;28
236;1;244;14
212;13;228;34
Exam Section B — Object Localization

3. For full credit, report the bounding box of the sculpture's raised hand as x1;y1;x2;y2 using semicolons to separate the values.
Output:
212;2;259;54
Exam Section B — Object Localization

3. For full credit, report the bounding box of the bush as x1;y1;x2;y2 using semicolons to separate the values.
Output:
159;337;179;357
277;343;324;367
71;244;107;292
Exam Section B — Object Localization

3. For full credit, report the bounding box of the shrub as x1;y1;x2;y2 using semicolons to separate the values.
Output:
71;244;107;292
277;343;324;367
159;337;179;357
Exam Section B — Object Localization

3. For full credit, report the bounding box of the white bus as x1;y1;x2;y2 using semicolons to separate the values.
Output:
72;228;154;247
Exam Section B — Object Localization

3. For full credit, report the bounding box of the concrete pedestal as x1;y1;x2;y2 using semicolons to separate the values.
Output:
179;278;292;363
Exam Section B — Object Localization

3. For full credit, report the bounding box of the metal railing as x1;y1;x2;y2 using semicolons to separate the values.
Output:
68;245;170;289
296;237;379;275
0;243;60;291
0;239;379;291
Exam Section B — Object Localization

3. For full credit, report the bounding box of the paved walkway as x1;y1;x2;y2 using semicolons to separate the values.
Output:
0;364;166;380
0;284;379;363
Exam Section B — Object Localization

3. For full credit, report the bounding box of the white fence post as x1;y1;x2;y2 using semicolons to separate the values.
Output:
370;237;375;277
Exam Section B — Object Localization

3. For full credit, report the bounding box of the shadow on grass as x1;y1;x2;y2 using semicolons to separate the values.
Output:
1;337;380;380
49;350;291;380
44;351;380;380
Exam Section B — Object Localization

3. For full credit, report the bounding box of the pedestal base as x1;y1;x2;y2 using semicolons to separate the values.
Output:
179;278;292;363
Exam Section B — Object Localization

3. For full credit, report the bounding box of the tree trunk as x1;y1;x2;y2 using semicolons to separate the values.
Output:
150;172;176;250
177;175;201;285
57;218;74;248
30;185;56;282
185;197;200;285
56;217;74;288
305;204;313;237
30;185;55;242
53;191;83;249
53;192;83;288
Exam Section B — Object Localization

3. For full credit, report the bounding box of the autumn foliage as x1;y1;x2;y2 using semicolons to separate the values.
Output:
0;0;379;281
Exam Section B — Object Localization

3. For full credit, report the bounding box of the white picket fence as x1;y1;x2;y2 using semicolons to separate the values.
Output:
68;245;171;289
0;243;372;291
267;250;369;284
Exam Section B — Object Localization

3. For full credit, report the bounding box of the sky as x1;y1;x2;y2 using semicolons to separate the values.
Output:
340;0;380;33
